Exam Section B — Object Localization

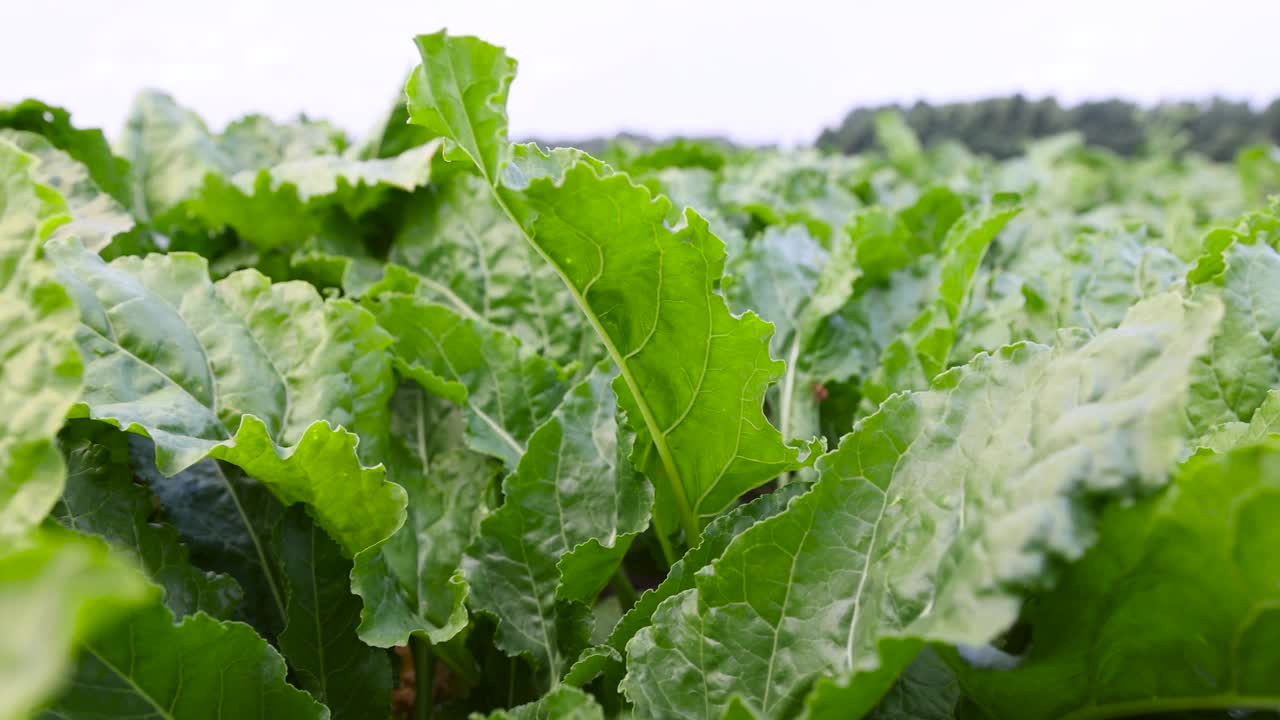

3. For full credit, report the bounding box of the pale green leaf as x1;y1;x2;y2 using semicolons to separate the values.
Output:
46;240;405;557
624;292;1221;719
0;529;154;720
0;140;82;538
0;129;135;252
474;685;604;720
951;440;1280;720
861;198;1021;408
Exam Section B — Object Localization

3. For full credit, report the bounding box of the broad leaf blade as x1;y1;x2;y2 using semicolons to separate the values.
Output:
278;506;392;719
54;423;242;619
0;140;82;538
464;367;651;676
354;384;497;648
388;174;591;362
407;30;515;184
951;440;1280;719
369;293;572;468
624;292;1221;719
47;240;405;557
45;603;328;719
0;529;154;720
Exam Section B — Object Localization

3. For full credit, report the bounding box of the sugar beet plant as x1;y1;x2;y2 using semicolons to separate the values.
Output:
4;29;1280;720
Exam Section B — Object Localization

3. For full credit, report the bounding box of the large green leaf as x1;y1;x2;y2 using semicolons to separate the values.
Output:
44;603;328;719
193;140;441;251
388;174;591;363
0;140;82;538
368;293;572;468
0;100;133;209
46;240;405;557
53;422;242;619
464;367;651;677
502;162;816;538
623;292;1221;719
0;129;136;252
0;529;154;720
277;506;392;719
1184;211;1280;438
860;198;1021;408
406;30;515;184
956;222;1187;360
132;437;290;638
353;384;497;649
119;92;342;227
132;437;391;718
407;33;813;543
952;440;1280;719
564;483;809;690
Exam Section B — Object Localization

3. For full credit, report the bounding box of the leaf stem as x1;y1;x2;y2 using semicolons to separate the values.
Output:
611;565;640;610
410;635;434;720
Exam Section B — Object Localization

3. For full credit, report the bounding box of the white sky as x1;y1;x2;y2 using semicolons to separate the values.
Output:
5;0;1278;146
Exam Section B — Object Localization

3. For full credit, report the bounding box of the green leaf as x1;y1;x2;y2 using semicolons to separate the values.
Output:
726;225;829;360
862;650;959;720
407;30;516;184
951;440;1280;720
45;603;328;719
53;423;242;619
474;685;604;720
726;223;858;446
0;529;154;720
564;483;808;689
408;34;812;542
368;293;572;468
278;505;392;719
1198;387;1280;453
503;164;813;539
716;151;861;242
46;240;405;557
1185;213;1280;437
132;436;392;717
119;91;229;226
131;437;290;638
957;224;1187;360
388;173;592;362
0;99;133;209
623;292;1221;719
193;141;442;251
353;383;497;648
861;198;1021;408
119;92;346;228
0;129;136;252
0;140;82;539
464;367;651;676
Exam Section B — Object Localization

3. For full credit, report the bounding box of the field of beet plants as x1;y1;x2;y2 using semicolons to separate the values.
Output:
5;29;1280;720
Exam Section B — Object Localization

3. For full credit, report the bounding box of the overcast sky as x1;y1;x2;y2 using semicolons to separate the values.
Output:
6;0;1278;146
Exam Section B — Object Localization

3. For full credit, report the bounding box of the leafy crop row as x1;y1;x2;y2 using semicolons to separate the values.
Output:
3;30;1280;720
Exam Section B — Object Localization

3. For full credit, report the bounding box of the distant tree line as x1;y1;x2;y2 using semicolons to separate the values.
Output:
817;96;1280;161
